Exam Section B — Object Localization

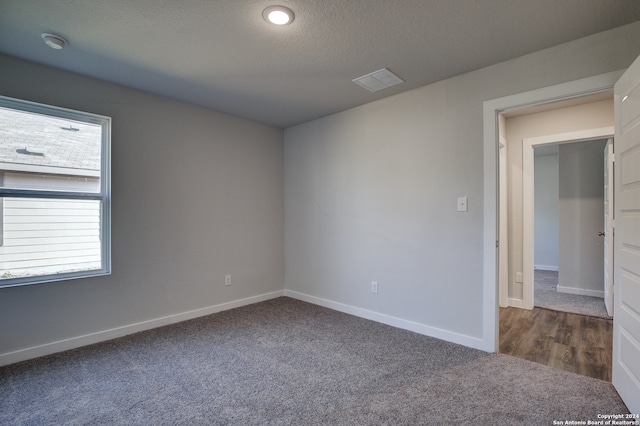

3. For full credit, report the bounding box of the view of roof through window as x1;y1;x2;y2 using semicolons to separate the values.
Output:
0;106;101;176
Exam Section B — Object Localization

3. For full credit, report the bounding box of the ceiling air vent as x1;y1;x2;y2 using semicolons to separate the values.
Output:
352;68;404;93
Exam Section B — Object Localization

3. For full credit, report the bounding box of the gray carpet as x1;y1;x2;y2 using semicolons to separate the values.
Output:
0;297;628;425
534;270;611;319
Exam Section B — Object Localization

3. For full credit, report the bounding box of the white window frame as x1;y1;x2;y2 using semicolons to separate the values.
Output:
0;95;111;288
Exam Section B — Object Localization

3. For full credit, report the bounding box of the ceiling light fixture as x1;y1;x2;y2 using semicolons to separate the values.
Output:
263;5;294;25
41;33;68;50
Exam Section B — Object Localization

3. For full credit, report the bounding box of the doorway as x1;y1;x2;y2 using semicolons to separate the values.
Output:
481;71;624;351
498;103;615;380
531;139;612;319
499;97;614;311
498;136;615;380
521;131;614;318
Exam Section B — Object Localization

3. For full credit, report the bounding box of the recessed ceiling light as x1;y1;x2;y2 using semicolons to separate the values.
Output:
41;33;68;50
263;5;294;25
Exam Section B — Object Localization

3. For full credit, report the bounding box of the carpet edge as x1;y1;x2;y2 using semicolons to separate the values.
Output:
0;289;285;367
284;289;489;352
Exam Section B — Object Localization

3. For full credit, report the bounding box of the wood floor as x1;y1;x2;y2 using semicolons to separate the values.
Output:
499;306;612;381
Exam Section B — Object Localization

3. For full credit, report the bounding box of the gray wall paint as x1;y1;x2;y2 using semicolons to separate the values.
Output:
284;22;640;340
0;54;284;355
558;139;607;295
534;153;559;271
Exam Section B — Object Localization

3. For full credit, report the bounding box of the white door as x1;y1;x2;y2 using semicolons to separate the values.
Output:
612;54;640;413
604;139;614;317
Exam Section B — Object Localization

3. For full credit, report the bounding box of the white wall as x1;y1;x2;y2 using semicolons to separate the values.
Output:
0;53;284;363
534;153;559;271
504;99;613;300
284;22;640;348
558;139;607;297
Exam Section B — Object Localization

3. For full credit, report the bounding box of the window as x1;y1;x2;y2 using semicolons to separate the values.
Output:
0;96;110;287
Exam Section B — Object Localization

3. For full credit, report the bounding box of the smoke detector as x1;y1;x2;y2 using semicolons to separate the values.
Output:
41;33;68;50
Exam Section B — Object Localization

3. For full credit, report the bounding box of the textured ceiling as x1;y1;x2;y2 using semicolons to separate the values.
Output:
0;0;639;128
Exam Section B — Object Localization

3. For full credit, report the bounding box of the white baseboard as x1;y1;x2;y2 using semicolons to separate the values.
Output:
507;298;527;308
534;265;559;272
556;285;604;298
0;290;284;367
284;290;488;352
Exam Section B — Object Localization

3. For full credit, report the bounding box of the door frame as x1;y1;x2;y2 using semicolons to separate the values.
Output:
482;70;623;352
498;135;509;308
604;139;614;317
522;128;614;310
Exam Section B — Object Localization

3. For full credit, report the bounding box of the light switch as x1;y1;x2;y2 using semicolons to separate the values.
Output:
457;197;468;212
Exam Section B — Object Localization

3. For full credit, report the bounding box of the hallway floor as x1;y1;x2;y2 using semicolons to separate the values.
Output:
499;306;612;381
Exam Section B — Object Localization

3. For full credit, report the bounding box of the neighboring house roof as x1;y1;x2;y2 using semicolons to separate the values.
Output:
0;106;101;176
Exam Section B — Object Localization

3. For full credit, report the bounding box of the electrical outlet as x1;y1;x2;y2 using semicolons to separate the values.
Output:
515;272;523;283
225;275;232;287
371;281;378;294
